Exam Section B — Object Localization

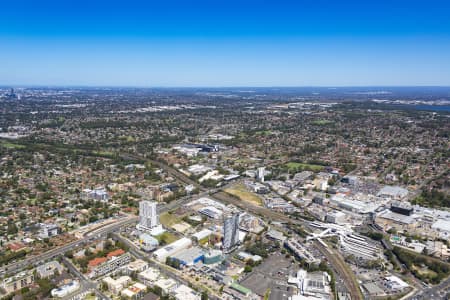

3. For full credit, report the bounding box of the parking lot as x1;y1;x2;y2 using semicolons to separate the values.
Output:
240;252;297;299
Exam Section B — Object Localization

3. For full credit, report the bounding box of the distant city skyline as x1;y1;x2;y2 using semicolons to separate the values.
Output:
1;0;450;86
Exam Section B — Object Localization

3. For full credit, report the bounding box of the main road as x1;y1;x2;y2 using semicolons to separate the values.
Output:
406;268;450;300
0;216;138;277
60;256;109;300
111;232;222;300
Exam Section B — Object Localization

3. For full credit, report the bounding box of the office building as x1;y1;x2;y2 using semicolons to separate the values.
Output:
39;223;60;238
390;201;414;216
223;213;240;253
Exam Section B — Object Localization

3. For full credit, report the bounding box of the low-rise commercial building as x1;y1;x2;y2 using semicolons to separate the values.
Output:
153;237;192;262
285;238;319;264
51;280;80;298
121;282;147;299
288;269;331;300
170;247;205;266
198;206;223;219
82;187;109;202
330;195;379;214
431;219;450;239
192;229;212;241
125;259;149;274
139;233;159;252
377;186;408;200
325;211;346;225
237;251;262;263
36;260;64;278
229;283;252;297
266;228;286;242
103;276;131;295
375;210;416;233
173;284;201;300
39;223;60;238
154;278;177;294
138;268;161;286
384;275;409;291
203;250;224;265
2;271;34;294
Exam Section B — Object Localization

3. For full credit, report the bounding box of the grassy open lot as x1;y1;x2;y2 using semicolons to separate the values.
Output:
312;119;334;126
92;150;114;157
159;212;181;227
412;265;438;278
198;236;210;246
255;130;273;136
154;231;178;245
393;246;450;284
0;140;26;149
224;184;263;206
118;135;136;142
285;162;324;172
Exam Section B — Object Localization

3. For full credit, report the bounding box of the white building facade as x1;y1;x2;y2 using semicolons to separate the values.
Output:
138;200;159;230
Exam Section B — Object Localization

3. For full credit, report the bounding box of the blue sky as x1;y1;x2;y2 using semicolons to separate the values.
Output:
1;0;450;86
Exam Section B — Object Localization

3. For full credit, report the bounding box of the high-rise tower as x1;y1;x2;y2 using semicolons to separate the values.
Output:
257;167;265;182
138;200;159;230
223;213;240;253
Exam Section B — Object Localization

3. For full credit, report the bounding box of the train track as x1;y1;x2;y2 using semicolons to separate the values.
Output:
314;240;363;300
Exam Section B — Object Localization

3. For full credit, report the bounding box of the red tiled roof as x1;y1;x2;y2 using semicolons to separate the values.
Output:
88;257;107;267
7;242;26;251
107;249;125;258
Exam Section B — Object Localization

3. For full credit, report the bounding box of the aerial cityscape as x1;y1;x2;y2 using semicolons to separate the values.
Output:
1;1;450;300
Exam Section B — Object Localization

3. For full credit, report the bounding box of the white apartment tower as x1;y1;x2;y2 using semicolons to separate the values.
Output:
257;167;265;182
138;201;159;230
223;213;240;253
